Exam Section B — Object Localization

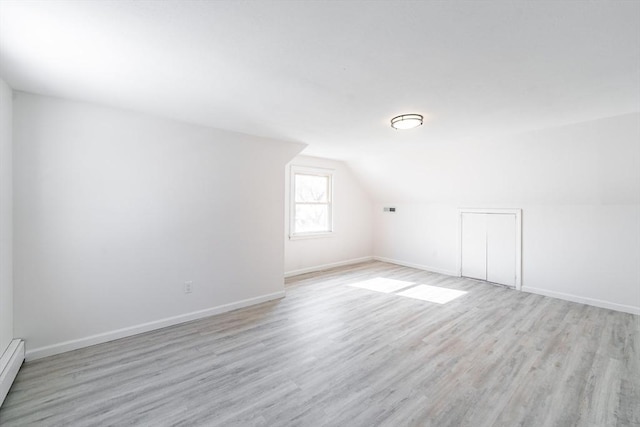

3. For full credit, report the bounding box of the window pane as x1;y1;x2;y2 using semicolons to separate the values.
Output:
295;204;329;233
295;174;328;203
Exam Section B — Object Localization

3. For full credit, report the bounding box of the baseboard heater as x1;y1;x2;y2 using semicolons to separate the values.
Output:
0;339;25;407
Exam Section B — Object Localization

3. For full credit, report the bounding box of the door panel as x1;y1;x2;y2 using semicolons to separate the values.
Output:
461;213;487;280
486;214;516;287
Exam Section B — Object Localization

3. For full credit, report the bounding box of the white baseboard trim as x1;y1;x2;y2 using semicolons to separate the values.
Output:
26;291;286;361
284;256;374;278
0;339;25;407
522;286;640;315
373;256;459;277
374;257;639;315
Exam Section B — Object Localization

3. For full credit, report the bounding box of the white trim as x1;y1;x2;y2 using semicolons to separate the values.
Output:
0;339;25;407
288;231;334;241
374;257;638;315
289;164;334;238
457;208;522;290
373;256;458;277
26;291;285;361
522;286;640;315
285;256;373;278
457;208;522;215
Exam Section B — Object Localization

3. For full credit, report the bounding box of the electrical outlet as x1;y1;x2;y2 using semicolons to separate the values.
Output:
184;281;193;294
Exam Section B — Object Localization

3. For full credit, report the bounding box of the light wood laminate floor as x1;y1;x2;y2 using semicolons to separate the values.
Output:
1;261;638;426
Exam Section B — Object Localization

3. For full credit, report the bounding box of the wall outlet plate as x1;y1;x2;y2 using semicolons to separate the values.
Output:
184;281;193;294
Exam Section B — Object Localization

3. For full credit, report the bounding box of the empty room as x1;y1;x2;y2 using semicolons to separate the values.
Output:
0;1;638;426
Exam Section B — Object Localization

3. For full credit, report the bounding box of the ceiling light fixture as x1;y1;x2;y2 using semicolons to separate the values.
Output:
391;114;423;130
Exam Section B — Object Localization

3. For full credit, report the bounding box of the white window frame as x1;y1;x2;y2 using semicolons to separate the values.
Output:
289;165;334;240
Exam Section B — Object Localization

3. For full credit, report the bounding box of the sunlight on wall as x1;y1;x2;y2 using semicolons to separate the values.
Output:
348;278;468;304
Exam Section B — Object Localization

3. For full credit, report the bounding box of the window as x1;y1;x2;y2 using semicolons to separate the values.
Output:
290;166;333;238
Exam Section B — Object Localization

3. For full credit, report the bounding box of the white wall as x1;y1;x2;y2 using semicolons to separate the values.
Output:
13;93;304;358
369;113;640;314
284;156;373;276
0;78;13;355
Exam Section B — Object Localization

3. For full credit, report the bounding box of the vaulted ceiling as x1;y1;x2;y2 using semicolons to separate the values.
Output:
1;1;639;201
0;0;640;160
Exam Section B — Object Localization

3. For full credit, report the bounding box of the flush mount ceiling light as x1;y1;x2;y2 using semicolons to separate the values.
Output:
391;114;423;130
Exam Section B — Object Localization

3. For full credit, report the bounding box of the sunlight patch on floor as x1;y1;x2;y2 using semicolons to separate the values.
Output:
348;277;415;293
396;284;468;304
348;277;468;305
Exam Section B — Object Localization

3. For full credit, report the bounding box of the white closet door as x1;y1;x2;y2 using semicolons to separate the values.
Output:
461;213;487;280
486;214;516;287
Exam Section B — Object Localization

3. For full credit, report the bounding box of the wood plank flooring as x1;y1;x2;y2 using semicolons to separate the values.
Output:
1;261;638;426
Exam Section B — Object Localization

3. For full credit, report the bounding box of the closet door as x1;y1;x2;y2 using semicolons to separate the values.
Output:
486;214;516;287
461;213;487;280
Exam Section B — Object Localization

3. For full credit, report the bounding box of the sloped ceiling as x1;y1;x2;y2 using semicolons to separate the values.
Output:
1;1;639;201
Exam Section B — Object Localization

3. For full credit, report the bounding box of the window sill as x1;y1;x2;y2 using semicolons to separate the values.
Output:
289;232;334;241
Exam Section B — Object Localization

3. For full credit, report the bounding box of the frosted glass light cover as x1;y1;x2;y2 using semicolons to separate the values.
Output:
391;114;423;130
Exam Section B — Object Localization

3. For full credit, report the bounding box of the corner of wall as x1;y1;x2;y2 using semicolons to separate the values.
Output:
0;77;14;357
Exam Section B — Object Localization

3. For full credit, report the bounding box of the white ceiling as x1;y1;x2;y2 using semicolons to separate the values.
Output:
1;0;638;161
